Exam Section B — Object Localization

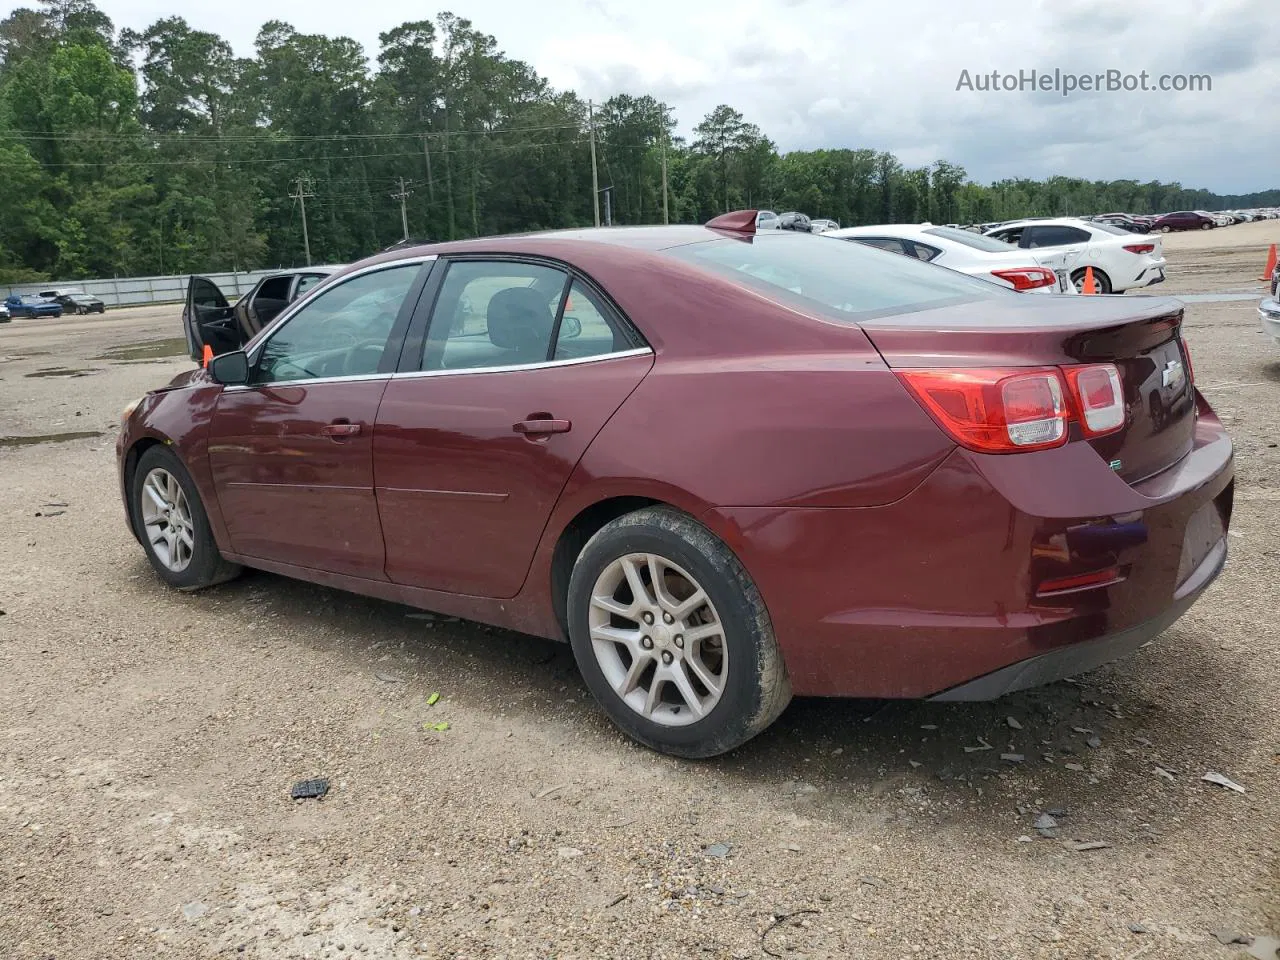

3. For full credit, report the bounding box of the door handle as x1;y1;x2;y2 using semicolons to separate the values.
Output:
513;418;571;436
322;420;362;439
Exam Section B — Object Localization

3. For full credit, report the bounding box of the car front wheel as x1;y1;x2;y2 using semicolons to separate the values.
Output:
132;445;241;591
567;506;791;758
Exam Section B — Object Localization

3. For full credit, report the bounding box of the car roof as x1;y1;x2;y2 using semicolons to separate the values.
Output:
989;217;1094;229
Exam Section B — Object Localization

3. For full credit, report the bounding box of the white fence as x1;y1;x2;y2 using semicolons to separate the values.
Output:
3;269;284;308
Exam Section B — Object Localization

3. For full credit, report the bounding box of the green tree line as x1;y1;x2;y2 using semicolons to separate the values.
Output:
2;0;1276;283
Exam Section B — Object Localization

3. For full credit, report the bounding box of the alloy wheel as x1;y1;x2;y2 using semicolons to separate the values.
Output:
588;552;728;727
140;467;195;572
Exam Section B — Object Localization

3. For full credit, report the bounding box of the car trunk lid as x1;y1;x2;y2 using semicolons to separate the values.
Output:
861;295;1195;484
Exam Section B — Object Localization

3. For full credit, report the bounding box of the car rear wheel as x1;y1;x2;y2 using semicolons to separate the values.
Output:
1160;225;1171;233
132;445;241;591
566;506;791;758
1071;268;1113;294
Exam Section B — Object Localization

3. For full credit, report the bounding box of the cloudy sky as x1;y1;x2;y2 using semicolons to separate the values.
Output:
48;0;1280;193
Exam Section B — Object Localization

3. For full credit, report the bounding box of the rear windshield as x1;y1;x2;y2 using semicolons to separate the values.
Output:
667;233;1007;321
1092;222;1131;236
922;226;1016;252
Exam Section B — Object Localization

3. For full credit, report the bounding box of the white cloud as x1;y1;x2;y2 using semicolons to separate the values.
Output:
76;0;1279;192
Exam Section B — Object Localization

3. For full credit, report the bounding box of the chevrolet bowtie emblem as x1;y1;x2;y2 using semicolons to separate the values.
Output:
1162;359;1185;388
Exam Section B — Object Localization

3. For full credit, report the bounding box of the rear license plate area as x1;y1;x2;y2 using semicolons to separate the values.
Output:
1176;501;1225;585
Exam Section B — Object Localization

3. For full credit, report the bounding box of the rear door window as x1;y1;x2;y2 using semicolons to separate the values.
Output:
1025;225;1091;247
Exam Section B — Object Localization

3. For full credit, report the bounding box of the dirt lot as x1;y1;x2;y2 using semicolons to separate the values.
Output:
1;239;1278;960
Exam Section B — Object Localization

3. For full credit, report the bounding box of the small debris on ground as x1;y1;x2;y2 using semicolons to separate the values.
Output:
964;736;993;753
1154;766;1176;781
425;692;440;706
1000;753;1025;763
1006;716;1023;730
181;901;207;922
423;721;449;732
1086;736;1103;749
557;847;584;859
1016;835;1033;843
1211;930;1253;946
1128;923;1151;934
290;778;329;800
1064;762;1086;772
1065;840;1111;852
704;842;732;859
1034;813;1058;831
1246;935;1280;959
920;724;938;730
1201;771;1246;793
374;671;405;683
534;783;567;800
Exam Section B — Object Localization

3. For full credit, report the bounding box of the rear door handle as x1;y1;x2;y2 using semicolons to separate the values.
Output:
513;418;571;436
322;420;362;438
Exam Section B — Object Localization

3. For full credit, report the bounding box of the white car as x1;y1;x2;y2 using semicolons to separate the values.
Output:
810;218;841;233
983;217;1167;294
1261;298;1280;350
755;210;781;230
826;224;1076;294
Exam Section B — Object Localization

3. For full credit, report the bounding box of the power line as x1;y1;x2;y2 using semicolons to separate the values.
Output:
0;122;585;144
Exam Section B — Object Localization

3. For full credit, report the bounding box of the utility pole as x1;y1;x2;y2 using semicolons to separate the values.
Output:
588;99;600;227
289;176;315;266
391;177;412;241
661;133;669;225
600;186;613;227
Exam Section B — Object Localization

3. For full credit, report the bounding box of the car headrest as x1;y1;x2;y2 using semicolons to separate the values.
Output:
487;286;553;351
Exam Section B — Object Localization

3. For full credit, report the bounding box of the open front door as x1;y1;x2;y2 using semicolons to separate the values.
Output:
183;276;240;362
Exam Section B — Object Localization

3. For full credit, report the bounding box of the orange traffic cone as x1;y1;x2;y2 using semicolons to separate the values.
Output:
1082;266;1096;295
1259;243;1277;282
201;344;213;369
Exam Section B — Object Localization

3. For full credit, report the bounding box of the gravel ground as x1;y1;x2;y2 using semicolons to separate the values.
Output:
1;244;1277;960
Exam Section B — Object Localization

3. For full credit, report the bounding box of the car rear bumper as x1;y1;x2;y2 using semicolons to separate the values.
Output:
1260;298;1280;347
929;538;1222;700
706;396;1233;698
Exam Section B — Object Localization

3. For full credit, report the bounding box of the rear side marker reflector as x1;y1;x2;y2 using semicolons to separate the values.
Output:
1036;566;1125;597
896;363;1126;454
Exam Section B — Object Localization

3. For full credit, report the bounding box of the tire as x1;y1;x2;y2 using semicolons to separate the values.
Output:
566;506;791;758
1071;268;1112;295
1200;222;1212;230
132;445;241;591
1160;225;1171;233
77;306;86;315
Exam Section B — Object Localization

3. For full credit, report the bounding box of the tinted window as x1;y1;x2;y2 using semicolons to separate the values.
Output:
852;237;910;256
669;234;1006;322
990;227;1024;246
1025;225;1090;247
907;241;941;261
553;280;631;361
296;273;327;296
424;260;569;371
254;264;419;383
923;226;1017;252
1092;222;1131;236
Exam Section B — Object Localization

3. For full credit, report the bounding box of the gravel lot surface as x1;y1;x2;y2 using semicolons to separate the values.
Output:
1;238;1278;960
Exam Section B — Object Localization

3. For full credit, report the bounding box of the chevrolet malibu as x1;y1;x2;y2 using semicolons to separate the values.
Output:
117;211;1234;757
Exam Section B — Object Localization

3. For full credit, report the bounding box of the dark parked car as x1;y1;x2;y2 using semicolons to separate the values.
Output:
118;210;1233;757
56;293;105;315
1092;214;1150;234
1150;211;1215;232
183;267;338;361
4;295;63;318
776;211;812;232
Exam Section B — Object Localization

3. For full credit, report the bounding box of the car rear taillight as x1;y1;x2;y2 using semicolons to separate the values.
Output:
990;267;1057;291
895;368;1069;453
898;363;1127;453
1123;243;1156;254
1062;363;1125;437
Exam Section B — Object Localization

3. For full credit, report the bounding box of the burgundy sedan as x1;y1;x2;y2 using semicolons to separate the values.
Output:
117;211;1233;757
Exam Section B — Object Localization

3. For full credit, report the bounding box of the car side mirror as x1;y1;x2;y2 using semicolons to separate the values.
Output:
208;350;249;385
561;316;582;339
